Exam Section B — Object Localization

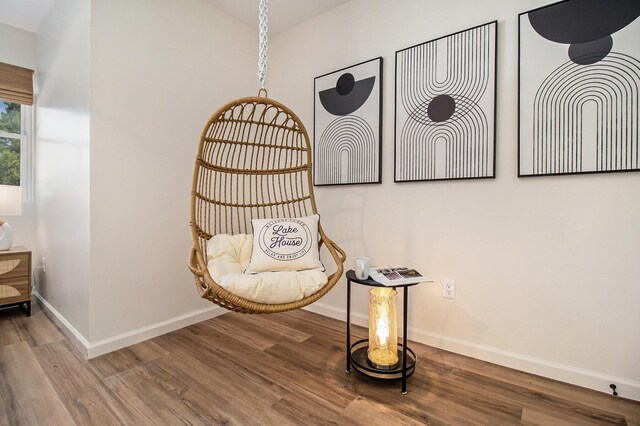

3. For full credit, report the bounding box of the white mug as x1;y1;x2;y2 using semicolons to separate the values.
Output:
355;257;370;280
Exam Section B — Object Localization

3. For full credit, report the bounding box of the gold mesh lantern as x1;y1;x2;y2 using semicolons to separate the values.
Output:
368;288;398;367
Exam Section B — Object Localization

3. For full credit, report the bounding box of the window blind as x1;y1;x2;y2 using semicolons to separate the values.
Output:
0;62;34;106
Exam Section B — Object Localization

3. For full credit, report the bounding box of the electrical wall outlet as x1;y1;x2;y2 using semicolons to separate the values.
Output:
41;256;46;273
443;278;456;299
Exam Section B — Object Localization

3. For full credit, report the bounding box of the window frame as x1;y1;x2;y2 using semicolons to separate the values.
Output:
0;103;34;203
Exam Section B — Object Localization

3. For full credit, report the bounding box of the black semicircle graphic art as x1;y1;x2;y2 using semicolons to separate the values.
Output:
528;0;640;65
319;74;376;116
527;0;640;45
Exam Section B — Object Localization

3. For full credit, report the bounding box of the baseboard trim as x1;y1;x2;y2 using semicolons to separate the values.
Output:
34;292;226;359
304;302;640;401
34;292;91;358
87;305;226;358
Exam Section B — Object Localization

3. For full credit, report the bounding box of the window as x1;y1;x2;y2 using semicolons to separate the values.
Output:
0;100;23;186
0;62;34;201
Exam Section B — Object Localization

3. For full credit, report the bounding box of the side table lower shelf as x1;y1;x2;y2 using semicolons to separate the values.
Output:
349;339;416;379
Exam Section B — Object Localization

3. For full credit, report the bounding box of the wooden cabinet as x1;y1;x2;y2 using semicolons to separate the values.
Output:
0;247;31;316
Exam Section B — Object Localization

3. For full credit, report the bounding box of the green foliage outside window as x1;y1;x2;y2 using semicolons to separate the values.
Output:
0;101;21;186
0;102;20;133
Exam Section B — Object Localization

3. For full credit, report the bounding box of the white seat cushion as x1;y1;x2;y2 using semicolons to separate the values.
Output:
206;234;328;304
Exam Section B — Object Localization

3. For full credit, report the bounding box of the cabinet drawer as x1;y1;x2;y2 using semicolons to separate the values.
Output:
0;253;30;280
0;279;30;305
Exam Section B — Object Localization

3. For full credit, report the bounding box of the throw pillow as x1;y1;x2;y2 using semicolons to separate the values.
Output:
245;214;323;273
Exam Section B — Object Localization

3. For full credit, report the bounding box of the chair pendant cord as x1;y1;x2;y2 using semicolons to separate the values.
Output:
258;0;268;91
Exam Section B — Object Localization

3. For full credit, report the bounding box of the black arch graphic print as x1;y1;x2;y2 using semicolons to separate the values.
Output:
313;57;383;186
395;21;497;182
316;115;377;185
518;0;640;177
399;99;490;180
531;53;640;174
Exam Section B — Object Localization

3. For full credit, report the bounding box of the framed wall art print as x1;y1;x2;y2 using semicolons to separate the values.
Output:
395;21;497;182
519;0;640;177
313;57;383;186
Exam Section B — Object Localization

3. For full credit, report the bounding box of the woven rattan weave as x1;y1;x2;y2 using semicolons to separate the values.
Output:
188;96;346;313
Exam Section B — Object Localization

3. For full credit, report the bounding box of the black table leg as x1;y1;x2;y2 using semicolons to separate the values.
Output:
346;278;351;373
402;286;409;394
19;301;31;317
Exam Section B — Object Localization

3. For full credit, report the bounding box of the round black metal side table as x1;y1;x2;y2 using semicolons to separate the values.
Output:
345;269;423;394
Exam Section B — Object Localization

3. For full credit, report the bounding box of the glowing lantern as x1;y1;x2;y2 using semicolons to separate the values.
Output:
367;288;398;367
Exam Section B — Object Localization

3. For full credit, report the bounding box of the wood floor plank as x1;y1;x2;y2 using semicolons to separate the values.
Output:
160;323;364;426
89;339;170;381
440;361;627;424
89;349;138;380
424;346;639;423
153;334;287;406
521;407;601;426
143;351;290;425
32;339;128;425
263;308;369;348
198;312;277;351
104;366;216;424
291;308;348;333
3;307;639;425
0;309;25;347
13;310;64;347
221;311;313;343
121;340;169;364
176;320;357;411
264;336;343;373
404;351;623;425
341;395;430;425
269;393;346;425
263;335;502;424
346;369;521;425
140;357;243;425
278;308;357;341
155;328;289;404
0;342;74;425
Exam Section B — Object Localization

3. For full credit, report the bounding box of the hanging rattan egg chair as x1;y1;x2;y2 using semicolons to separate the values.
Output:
188;95;346;314
188;1;345;313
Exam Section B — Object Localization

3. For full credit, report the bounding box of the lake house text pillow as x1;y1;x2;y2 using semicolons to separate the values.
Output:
245;214;324;273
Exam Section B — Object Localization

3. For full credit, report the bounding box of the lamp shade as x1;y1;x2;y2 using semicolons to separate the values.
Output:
0;185;22;216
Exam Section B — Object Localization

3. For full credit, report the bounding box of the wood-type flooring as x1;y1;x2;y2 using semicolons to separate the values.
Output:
0;303;638;425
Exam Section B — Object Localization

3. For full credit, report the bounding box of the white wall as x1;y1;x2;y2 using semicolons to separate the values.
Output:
35;0;91;338
89;0;256;342
270;0;640;399
0;23;36;68
0;23;37;252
